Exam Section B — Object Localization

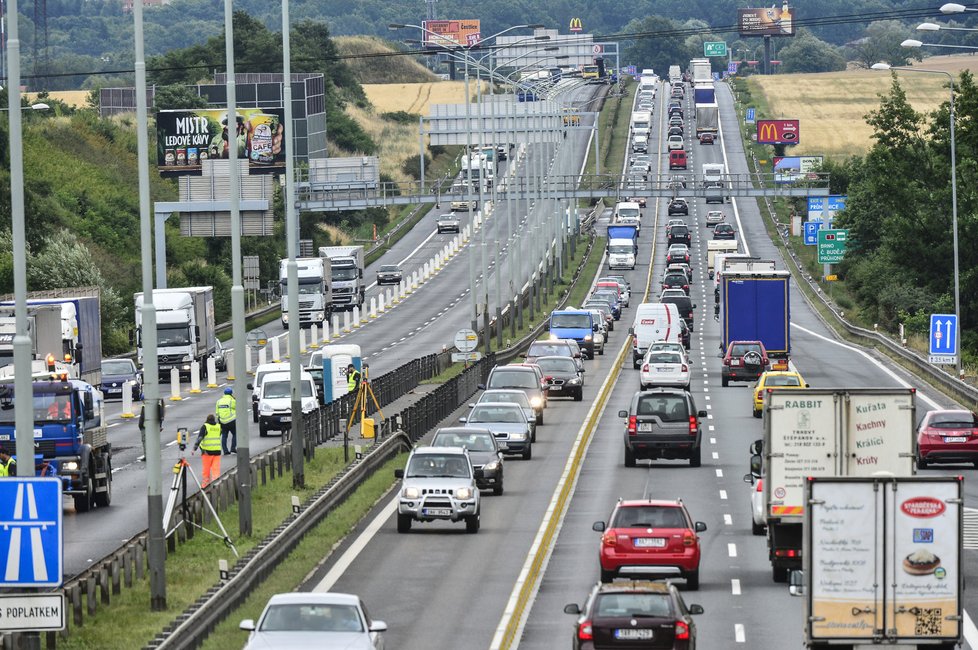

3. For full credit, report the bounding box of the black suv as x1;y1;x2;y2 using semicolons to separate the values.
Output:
662;294;696;330
619;388;706;467
431;426;504;495
668;224;691;247
713;223;736;240
668;199;688;216
661;271;690;295
564;580;704;649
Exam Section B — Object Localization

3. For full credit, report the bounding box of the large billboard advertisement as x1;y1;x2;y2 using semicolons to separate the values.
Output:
757;119;799;145
156;108;286;177
739;6;795;37
422;20;481;47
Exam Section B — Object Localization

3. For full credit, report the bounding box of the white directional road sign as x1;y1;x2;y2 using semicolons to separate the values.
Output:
929;313;958;365
454;329;478;353
0;594;65;632
0;477;63;588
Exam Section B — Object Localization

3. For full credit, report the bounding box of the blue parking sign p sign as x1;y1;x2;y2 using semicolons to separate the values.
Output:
0;478;63;588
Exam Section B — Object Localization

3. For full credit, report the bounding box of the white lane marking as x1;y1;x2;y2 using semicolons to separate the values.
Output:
791;323;940;409
723;514;733;526
312;497;398;593
965;609;978;650
715;469;723;478
107;422;119;428
719;490;728;500
166;440;178;447
728;543;737;557
731;578;741;595
710;437;716;444
712;452;719;460
708;426;715;432
735;623;746;643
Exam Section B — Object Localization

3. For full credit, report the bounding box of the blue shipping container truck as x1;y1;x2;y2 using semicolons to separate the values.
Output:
693;83;715;105
720;271;790;366
549;309;596;358
606;225;639;255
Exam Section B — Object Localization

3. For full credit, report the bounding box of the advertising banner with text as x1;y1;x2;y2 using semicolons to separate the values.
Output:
739;6;796;37
757;119;799;145
422;20;482;47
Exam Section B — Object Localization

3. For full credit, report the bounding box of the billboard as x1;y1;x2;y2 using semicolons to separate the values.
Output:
422;20;481;47
739;6;795;37
774;155;822;182
756;119;799;145
156;107;286;177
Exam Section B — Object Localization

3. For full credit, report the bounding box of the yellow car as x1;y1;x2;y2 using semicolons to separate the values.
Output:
752;371;808;418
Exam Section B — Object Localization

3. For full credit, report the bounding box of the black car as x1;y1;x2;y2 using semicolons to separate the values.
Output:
565;580;704;650
303;365;327;404
482;365;547;424
668;125;684;138
661;272;690;295
713;223;736;240
100;358;142;401
535;355;585;401
668;224;692;247
619;388;706;467
666;245;690;266
431;426;504;495
668;107;684;118
667;199;688;216
662;294;696;329
376;264;403;285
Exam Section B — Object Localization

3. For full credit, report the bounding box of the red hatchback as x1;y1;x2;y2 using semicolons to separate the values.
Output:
917;409;978;468
593;499;706;589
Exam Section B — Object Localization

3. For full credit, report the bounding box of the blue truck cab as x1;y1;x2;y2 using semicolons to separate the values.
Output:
0;377;112;512
549;309;596;358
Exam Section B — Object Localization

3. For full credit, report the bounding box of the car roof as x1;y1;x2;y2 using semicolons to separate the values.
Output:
618;499;685;508
265;592;360;607
436;426;492;436
262;371;313;383
256;362;291;373
414;445;468;456
595;580;673;595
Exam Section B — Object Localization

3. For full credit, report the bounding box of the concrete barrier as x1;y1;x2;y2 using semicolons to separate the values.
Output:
169;369;182;401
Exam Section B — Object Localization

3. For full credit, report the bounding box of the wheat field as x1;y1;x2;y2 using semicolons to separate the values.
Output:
749;55;978;158
362;81;488;115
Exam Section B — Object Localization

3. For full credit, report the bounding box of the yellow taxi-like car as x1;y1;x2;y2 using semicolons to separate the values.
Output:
752;371;808;418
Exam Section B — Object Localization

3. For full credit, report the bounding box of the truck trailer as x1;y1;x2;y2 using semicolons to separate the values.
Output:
719;269;790;368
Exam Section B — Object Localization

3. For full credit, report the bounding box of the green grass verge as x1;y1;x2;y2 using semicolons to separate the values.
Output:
58;448;356;649
420;361;468;385
579;81;635;211
198;454;407;649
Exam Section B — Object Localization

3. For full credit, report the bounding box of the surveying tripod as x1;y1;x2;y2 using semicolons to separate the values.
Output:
162;428;238;557
346;364;384;436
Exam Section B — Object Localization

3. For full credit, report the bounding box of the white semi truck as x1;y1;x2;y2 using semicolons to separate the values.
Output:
279;257;332;327
134;286;216;379
318;246;365;311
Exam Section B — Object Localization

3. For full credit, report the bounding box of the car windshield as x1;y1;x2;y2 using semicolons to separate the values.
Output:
929;412;977;428
594;593;673;618
636;395;689;422
730;344;762;357
432;431;496;451
103;360;135;375
259;602;363;633
716;224;733;232
528;343;570;357
479;392;530;408
536;358;577;373
651;344;683;354
608;245;633;254
488;371;537;389
647;353;682;365
765;375;801;387
618;208;640;219
157;325;191;347
263;380;313;399
380;266;399;272
612;506;687;529
469;405;525;424
551;313;591;329
671;226;688;235
663;274;687;285
406;453;471;478
593;292;618;303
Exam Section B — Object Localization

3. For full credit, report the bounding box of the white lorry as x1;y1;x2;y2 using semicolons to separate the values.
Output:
0;303;65;375
630;110;652;140
318;246;365;311
461;152;494;189
695;103;719;137
279;257;332;328
799;476;962;649
134;286;216;379
748;387;917;583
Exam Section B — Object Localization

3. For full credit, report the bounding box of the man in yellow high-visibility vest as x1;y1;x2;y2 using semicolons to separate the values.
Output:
215;388;237;455
0;447;15;477
193;414;223;487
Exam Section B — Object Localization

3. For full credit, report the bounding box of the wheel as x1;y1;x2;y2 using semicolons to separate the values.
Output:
689;446;702;468
73;470;94;513
686;569;700;590
574;389;583;402
599;347;604;356
600;567;616;583
530;426;537;443
752;520;765;536
772;566;789;583
259;422;268;437
522;444;532;461
685;383;691;391
465;513;480;534
624;446;636;468
753;408;761;419
536;412;543;426
493;480;504;496
93;458;112;508
918;457;929;469
397;513;412;533
721;376;729;387
252;405;259;423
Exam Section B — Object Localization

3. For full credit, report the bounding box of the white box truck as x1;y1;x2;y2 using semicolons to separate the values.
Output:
279;257;332;327
134;286;216;379
799;476;962;649
750;387;917;583
318;246;365;311
630;110;652;140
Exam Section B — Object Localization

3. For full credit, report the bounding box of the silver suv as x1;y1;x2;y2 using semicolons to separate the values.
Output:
394;447;482;534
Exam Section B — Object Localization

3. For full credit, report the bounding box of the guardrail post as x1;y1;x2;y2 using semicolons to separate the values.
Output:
393;284;401;304
342;311;351;333
246;345;254;374
309;324;319;348
268;336;279;363
332;313;341;337
323;321;331;343
284;333;291;359
169;369;182;401
378;293;386;314
189;363;201;394
207;357;218;388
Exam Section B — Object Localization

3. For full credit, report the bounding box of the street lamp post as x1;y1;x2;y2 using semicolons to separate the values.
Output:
872;61;962;378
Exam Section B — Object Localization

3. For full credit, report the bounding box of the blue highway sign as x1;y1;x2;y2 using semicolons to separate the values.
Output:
0;478;63;588
745;108;756;124
803;221;823;246
929;313;958;362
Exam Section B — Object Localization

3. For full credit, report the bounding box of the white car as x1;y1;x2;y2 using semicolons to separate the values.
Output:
659;288;688;301
639;349;691;390
706;210;725;226
585;309;607;354
256;371;319;437
241;592;387;650
667;135;684;151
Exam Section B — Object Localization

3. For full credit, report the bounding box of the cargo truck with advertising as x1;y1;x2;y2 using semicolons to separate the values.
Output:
134;286;216;380
797;475;962;650
606;225;638;256
695;104;719;137
693;83;715;105
747;387;917;583
279;257;332;328
0;375;112;512
690;58;712;84
0;287;103;385
318;246;365;311
719;270;790;368
461;152;494;189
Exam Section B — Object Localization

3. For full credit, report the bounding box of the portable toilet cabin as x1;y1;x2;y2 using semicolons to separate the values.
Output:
321;344;362;403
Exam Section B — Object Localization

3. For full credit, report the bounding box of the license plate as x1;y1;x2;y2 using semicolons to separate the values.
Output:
656;366;672;372
280;416;291;423
615;628;654;640
634;537;666;548
638;422;653;432
423;508;452;517
730;359;741;366
944;436;968;443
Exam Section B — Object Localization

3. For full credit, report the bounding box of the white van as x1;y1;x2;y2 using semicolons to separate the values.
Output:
607;239;637;270
256;370;319;437
249;362;291;422
614;201;642;235
631;303;684;367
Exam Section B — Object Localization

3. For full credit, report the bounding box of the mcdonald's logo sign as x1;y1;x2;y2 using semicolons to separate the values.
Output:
756;119;800;145
569;17;583;32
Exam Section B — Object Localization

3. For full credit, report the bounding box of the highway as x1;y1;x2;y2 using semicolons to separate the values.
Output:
61;83;605;576
294;77;978;650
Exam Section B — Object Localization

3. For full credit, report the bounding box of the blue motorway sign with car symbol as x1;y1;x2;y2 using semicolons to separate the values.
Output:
929;313;958;364
0;478;63;587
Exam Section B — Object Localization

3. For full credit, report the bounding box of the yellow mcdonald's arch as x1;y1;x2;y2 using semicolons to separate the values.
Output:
758;121;779;142
569;17;583;32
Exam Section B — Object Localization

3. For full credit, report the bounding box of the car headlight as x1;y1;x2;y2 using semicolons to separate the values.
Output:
511;432;526;441
403;486;421;499
530;396;542;408
584;335;592;341
455;487;473;500
313;312;324;322
568;377;582;385
259;403;273;414
482;461;499;471
62;461;79;472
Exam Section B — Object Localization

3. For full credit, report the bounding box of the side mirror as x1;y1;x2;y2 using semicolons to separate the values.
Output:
580;368;586;373
749;453;763;477
84;393;94;411
592;521;606;532
369;621;388;633
693;304;697;309
468;403;475;408
593;324;599;331
239;619;256;631
750;439;763;455
805;383;811;388
628;327;635;336
247;383;254;390
694;521;707;533
394;469;404;479
477;384;486;390
688;604;705;615
697;410;707;417
618;410;628;418
789;570;806;597
743;473;755;485
459;417;468;423
564;603;582;615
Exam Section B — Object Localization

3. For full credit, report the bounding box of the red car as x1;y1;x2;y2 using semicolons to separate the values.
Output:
721;340;769;386
699;132;715;145
593;499;707;589
917;409;978;468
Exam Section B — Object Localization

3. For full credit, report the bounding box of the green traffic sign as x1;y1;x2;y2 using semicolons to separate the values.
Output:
817;229;848;264
704;41;727;57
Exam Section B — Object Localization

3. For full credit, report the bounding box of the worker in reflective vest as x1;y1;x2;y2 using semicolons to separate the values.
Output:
347;364;361;395
193;414;223;487
0;447;15;477
215;388;237;455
